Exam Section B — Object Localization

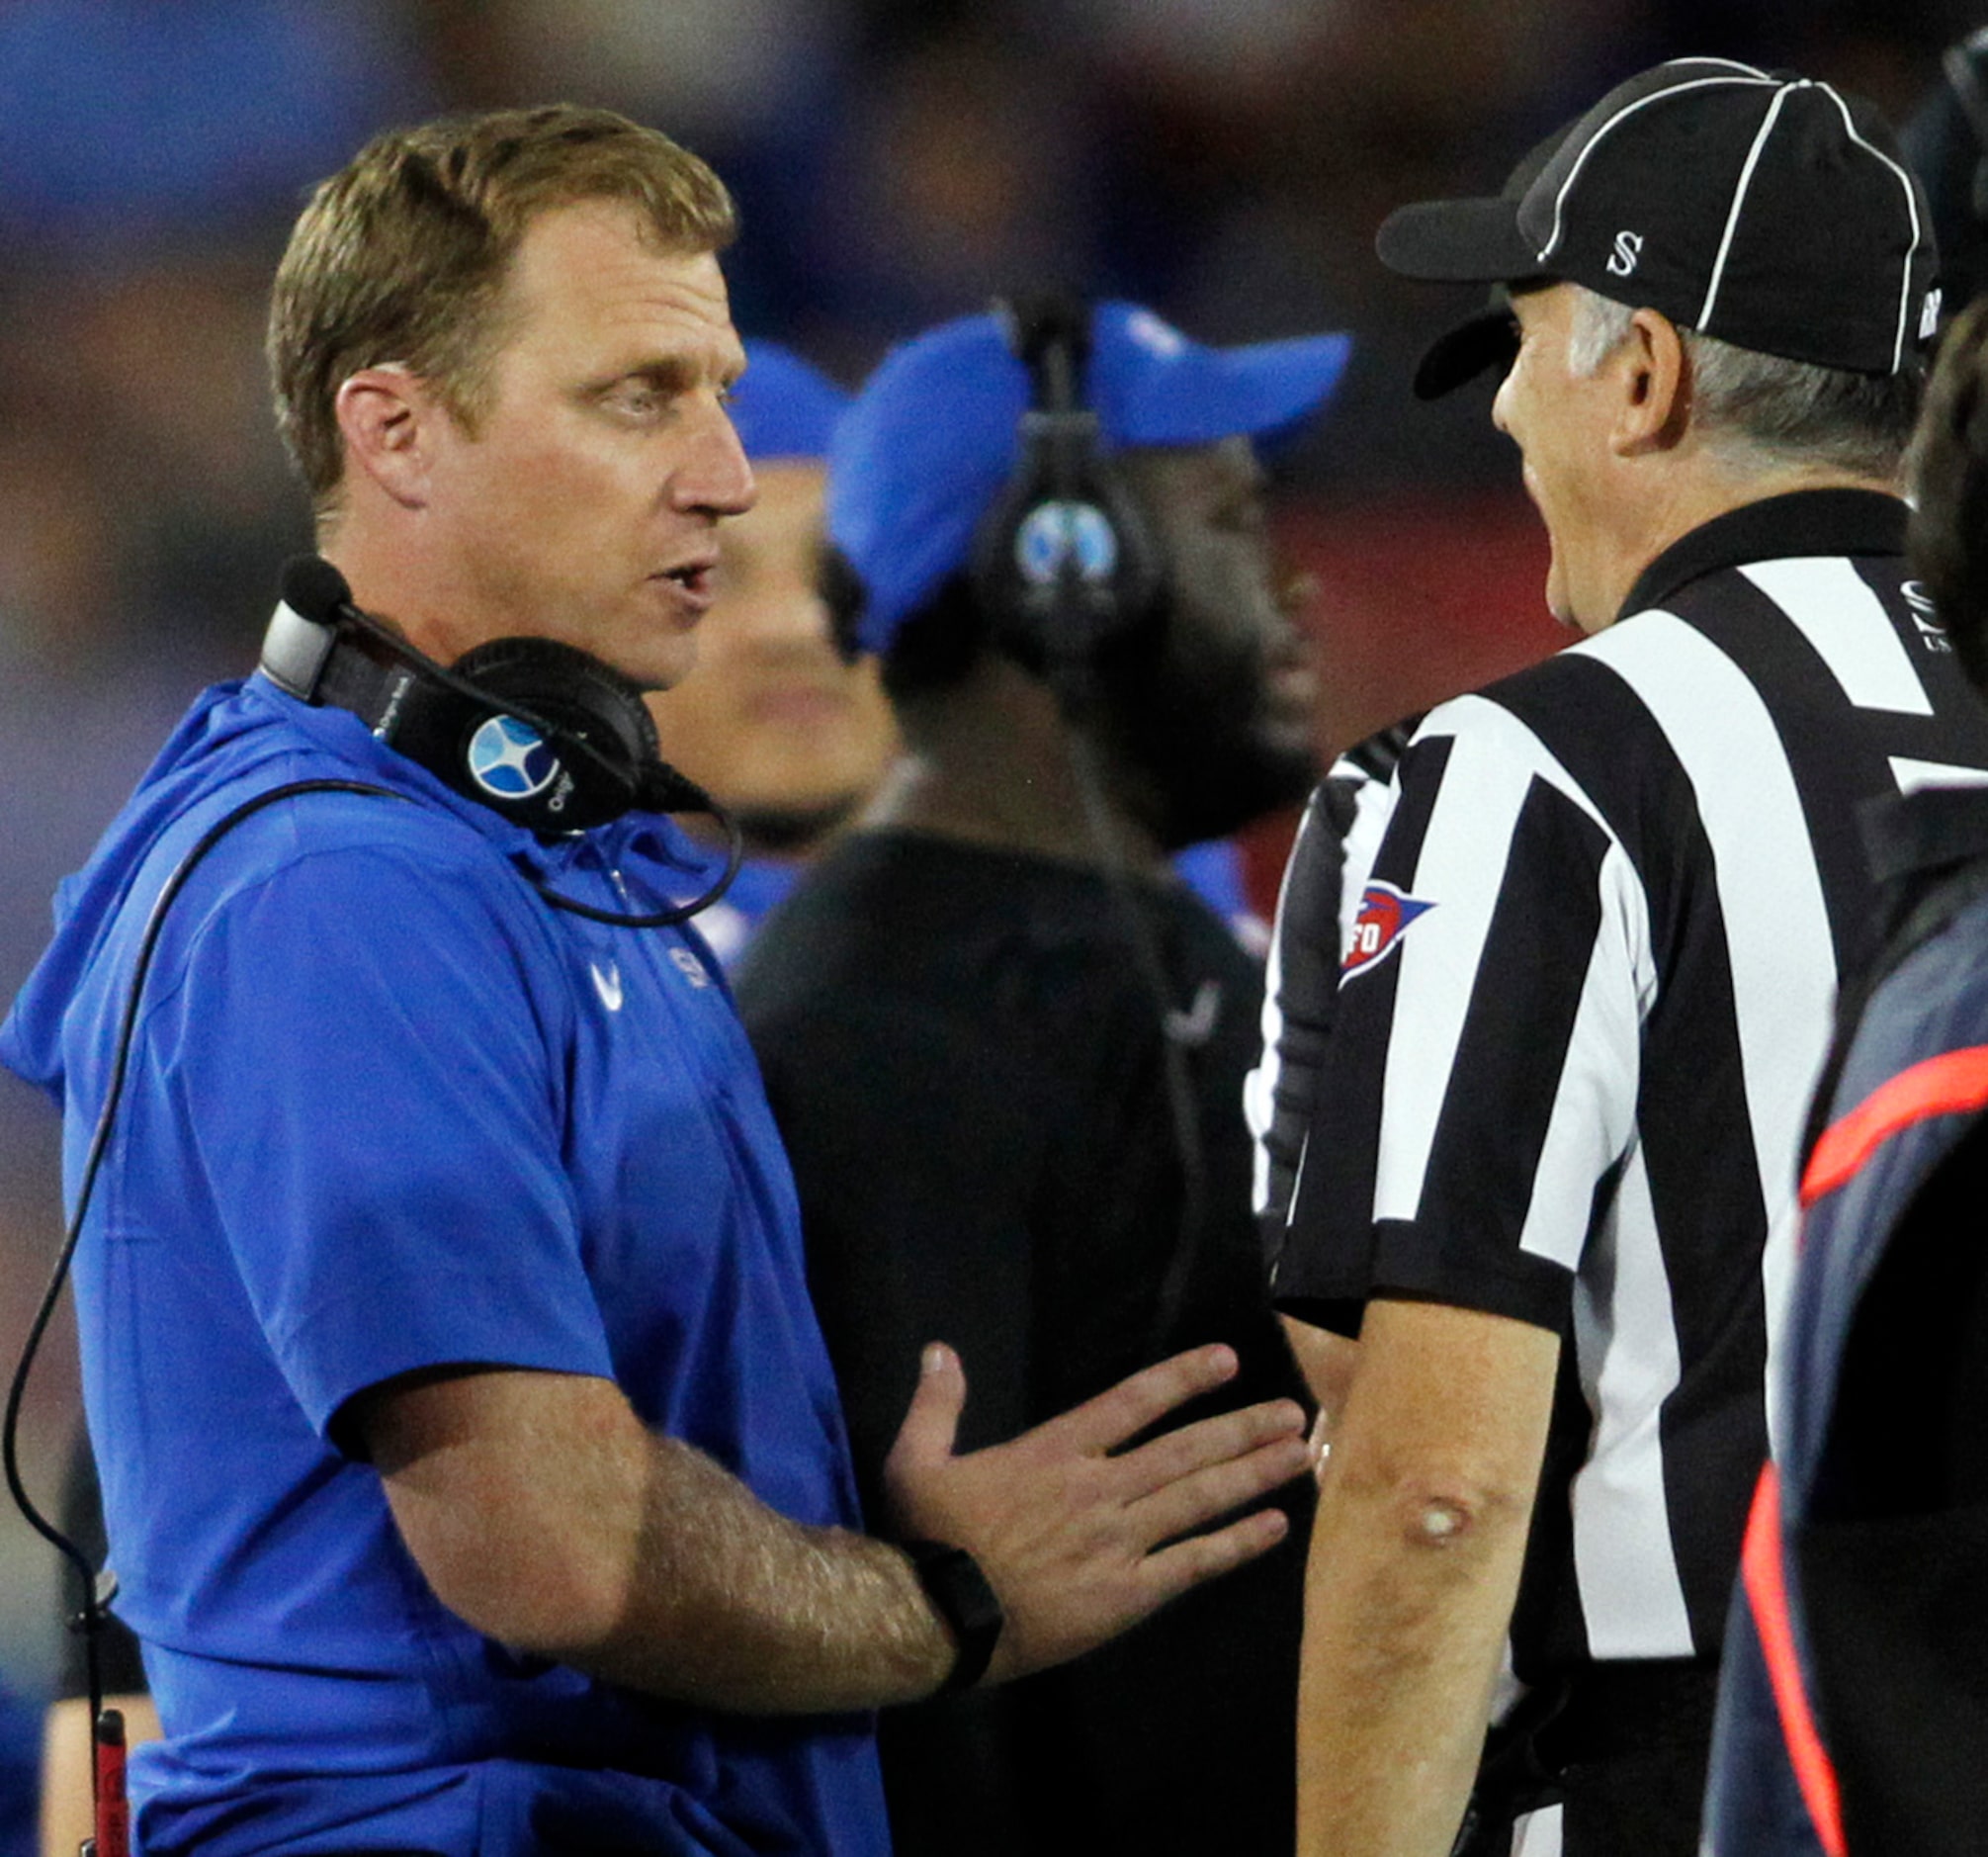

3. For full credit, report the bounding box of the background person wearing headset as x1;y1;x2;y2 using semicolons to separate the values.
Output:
734;297;1348;1857
0;107;1312;1857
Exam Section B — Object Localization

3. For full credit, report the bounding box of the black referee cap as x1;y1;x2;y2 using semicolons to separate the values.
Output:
1384;57;1940;382
1411;129;1567;399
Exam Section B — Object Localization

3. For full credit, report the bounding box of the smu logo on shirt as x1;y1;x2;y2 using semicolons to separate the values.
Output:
1344;881;1434;978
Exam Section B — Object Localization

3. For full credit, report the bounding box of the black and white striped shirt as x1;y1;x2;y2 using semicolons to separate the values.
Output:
1247;726;1405;1258
1273;488;1988;1679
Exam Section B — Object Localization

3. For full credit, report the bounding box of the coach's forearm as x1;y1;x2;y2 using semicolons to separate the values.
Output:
583;1430;954;1713
366;1368;955;1716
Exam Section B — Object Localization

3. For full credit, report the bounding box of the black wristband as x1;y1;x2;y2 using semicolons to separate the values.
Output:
900;1539;1004;1697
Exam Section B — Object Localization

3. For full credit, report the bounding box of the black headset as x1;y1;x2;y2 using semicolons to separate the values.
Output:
970;293;1163;677
264;557;740;927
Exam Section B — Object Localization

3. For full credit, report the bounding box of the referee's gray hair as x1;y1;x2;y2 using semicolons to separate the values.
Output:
1565;285;1920;480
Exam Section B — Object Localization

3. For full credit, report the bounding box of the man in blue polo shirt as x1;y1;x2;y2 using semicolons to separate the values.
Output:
2;106;1310;1856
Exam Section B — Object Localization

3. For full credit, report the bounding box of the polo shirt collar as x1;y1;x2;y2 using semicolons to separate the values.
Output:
1619;488;1908;621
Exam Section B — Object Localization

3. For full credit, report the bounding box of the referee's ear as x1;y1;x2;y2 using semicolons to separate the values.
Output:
1610;308;1689;458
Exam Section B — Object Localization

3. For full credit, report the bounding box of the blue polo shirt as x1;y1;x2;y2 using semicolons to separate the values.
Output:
1;675;888;1855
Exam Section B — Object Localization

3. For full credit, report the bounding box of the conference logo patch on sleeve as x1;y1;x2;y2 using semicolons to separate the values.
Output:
1344;881;1434;978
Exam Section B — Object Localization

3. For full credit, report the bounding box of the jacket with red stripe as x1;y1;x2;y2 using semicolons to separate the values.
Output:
1706;784;1988;1857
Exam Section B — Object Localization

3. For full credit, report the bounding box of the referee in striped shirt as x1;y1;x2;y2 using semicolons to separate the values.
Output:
1271;58;1988;1857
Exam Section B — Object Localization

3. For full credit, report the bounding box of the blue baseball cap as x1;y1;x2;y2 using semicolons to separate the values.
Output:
828;303;1352;654
730;339;849;462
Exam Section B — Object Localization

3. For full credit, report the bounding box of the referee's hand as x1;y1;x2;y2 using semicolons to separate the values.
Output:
882;1341;1311;1684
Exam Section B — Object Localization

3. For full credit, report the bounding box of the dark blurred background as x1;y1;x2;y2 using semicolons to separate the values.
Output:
0;0;1977;1706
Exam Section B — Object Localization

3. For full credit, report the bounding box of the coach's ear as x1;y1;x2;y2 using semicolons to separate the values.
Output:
1609;309;1688;457
334;365;440;511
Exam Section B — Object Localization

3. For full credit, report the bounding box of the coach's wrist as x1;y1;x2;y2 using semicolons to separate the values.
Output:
898;1539;1005;1696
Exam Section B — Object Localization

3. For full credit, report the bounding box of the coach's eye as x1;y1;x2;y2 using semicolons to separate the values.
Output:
606;383;661;418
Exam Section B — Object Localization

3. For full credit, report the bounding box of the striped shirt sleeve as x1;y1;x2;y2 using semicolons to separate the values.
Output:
1275;692;1648;1337
1247;729;1408;1264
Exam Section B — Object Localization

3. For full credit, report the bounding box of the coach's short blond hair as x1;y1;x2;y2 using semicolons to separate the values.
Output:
269;104;736;515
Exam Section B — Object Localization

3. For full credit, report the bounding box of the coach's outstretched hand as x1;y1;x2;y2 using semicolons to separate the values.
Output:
883;1341;1312;1683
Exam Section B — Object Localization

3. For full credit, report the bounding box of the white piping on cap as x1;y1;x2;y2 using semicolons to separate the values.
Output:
1812;80;1923;374
1698;81;1798;332
1662;55;1778;79
1536;69;1777;267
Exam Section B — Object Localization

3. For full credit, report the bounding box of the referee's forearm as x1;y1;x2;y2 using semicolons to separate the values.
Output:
1295;1297;1559;1856
1296;1460;1520;1856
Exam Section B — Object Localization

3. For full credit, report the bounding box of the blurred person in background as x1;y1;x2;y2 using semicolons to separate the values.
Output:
3;1697;40;1857
1270;56;1988;1857
0;1677;31;1857
646;340;898;964
1903;23;1988;317
1703;292;1988;1857
735;296;1347;1856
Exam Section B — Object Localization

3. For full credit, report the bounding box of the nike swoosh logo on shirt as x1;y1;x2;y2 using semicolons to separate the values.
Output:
590;959;624;1013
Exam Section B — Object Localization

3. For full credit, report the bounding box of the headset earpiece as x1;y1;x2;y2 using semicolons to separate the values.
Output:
971;293;1162;677
447;637;658;831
